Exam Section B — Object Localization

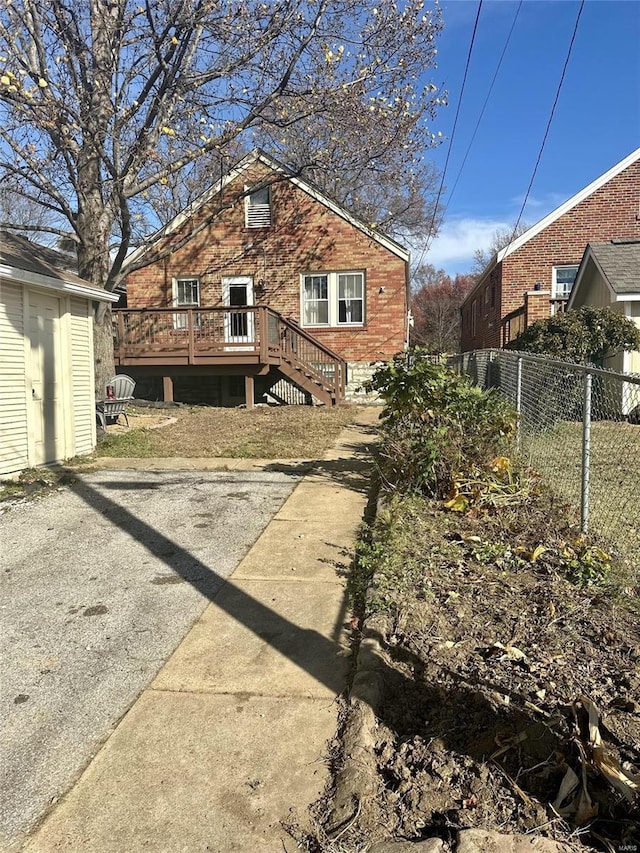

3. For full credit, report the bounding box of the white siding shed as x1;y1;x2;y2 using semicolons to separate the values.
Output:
0;233;118;478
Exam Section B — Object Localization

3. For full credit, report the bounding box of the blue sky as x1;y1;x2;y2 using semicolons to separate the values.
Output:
424;0;640;275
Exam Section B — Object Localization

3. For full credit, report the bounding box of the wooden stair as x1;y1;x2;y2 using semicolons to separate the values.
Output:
273;316;346;406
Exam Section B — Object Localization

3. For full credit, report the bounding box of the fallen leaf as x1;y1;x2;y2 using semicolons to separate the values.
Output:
553;765;580;810
444;495;469;512
530;544;547;562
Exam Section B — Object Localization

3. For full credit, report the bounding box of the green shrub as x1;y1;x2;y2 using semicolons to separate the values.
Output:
367;350;515;496
507;305;640;364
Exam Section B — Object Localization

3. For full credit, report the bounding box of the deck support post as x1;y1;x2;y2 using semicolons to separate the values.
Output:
245;374;255;410
162;375;174;402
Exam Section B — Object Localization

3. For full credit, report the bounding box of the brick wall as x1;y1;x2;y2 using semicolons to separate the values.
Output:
460;265;502;350
125;163;408;362
524;290;552;325
461;158;640;351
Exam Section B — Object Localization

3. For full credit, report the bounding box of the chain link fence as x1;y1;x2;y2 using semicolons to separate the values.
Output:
451;349;640;568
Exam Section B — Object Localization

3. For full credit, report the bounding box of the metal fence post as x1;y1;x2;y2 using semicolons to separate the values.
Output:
581;370;592;534
515;355;523;454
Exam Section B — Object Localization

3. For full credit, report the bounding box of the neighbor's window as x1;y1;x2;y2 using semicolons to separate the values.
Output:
302;271;365;327
245;184;272;228
552;265;579;300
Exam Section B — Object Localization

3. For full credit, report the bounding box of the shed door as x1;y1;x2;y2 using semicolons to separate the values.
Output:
28;291;64;465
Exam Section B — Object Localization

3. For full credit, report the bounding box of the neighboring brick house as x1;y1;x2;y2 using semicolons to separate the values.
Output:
460;147;640;352
118;149;410;405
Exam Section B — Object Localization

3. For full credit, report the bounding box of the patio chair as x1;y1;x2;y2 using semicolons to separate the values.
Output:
96;374;136;430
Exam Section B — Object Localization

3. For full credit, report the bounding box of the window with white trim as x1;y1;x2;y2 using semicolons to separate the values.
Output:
552;265;578;300
303;275;329;325
301;271;365;327
245;185;272;228
175;277;200;307
173;277;200;329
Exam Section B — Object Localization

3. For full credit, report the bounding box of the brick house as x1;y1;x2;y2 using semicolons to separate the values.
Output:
118;149;410;406
460;147;640;352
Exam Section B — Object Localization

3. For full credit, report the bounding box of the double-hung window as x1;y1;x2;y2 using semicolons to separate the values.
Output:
173;276;200;329
302;271;365;327
303;275;329;325
338;273;364;324
552;265;578;300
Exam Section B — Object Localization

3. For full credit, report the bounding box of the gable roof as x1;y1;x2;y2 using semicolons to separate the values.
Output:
496;148;640;264
568;240;640;307
0;231;118;302
462;146;640;307
123;149;410;272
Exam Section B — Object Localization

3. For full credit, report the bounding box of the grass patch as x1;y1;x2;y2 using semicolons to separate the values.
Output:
353;496;450;616
96;428;155;457
0;467;78;504
523;419;640;571
96;405;361;459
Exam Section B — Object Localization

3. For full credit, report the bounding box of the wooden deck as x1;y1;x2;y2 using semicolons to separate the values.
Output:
113;306;346;406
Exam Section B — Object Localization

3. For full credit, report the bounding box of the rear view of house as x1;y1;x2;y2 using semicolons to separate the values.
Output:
0;232;118;477
461;147;640;351
118;149;410;406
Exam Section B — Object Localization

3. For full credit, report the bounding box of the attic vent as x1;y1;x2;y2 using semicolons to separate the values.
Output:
245;185;272;228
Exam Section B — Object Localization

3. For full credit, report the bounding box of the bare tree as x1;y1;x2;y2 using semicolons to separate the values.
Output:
0;0;445;391
410;264;473;353
471;222;531;277
0;181;56;239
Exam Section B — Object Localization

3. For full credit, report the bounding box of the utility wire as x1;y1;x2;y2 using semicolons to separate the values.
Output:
442;0;522;216
414;0;483;275
501;0;585;257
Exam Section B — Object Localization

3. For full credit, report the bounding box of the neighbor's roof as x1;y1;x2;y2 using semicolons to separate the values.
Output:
462;146;640;308
568;240;640;307
122;148;410;271
0;231;118;302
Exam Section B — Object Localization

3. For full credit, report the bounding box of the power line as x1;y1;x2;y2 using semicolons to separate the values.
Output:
415;0;483;274
442;0;523;216
502;0;585;257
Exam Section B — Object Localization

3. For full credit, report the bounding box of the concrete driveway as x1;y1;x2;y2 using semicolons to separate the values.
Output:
0;468;301;850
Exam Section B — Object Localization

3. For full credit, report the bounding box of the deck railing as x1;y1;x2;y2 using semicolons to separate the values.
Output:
114;306;260;357
113;306;346;401
273;313;346;401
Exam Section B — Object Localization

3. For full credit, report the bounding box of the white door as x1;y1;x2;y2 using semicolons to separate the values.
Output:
222;276;254;348
28;291;65;465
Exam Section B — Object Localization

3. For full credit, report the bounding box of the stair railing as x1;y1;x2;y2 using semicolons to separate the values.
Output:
269;310;346;402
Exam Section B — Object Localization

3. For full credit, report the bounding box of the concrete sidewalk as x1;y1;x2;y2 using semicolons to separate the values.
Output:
23;409;379;853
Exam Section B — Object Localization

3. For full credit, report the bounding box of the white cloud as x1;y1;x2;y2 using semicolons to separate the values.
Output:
417;217;510;274
510;191;567;217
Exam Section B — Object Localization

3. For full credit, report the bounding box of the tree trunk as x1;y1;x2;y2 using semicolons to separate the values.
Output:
76;198;116;398
92;308;115;401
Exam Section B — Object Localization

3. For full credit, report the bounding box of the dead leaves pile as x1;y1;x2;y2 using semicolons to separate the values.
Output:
358;492;640;850
553;696;640;823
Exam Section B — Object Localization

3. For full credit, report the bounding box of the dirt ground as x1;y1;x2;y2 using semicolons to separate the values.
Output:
101;407;176;433
94;403;360;458
328;493;640;851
